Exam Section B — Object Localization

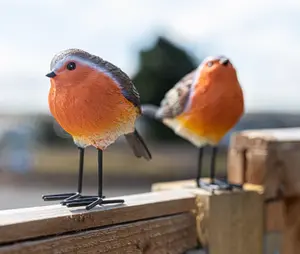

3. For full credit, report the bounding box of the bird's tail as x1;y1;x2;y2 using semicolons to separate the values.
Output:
125;129;152;160
141;104;160;120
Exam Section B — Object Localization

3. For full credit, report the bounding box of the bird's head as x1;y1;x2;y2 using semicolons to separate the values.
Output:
46;49;101;87
196;55;239;86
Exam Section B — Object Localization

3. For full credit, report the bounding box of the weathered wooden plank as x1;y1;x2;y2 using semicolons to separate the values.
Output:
0;190;195;245
265;232;282;254
265;201;284;232
228;128;300;253
228;127;300;199
227;127;300;240
152;179;264;194
207;190;263;254
152;180;264;254
281;197;300;254
230;127;300;149
152;179;283;232
153;179;283;233
0;213;197;254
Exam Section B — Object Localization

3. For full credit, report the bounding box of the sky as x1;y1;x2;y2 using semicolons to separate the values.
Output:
0;0;300;114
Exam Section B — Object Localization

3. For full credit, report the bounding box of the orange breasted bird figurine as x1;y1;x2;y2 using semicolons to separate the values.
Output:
142;56;244;191
43;49;152;210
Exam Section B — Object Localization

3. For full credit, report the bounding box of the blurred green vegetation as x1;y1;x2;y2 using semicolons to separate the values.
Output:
132;36;199;141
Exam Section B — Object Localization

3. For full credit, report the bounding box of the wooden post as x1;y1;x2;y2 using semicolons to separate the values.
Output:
152;180;264;254
228;127;300;254
0;190;197;253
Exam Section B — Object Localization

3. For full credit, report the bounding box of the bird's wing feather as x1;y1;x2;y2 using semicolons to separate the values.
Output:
156;70;196;119
94;56;141;110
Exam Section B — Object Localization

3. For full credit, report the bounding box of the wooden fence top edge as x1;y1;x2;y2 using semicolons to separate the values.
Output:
0;189;197;244
0;189;196;225
235;127;300;142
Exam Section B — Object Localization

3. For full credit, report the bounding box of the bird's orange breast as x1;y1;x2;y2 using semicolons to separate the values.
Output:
177;81;244;144
48;73;139;138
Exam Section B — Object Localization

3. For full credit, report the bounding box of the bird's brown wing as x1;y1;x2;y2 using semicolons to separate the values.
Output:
88;55;141;110
156;70;196;119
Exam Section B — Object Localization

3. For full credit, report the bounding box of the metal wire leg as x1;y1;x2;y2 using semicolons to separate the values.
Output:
43;147;85;202
63;149;124;210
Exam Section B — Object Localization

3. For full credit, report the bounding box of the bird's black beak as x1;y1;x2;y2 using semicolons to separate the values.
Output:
220;58;229;66
46;71;56;78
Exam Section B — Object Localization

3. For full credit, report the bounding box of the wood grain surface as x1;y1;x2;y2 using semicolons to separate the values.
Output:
0;190;195;245
0;213;197;254
152;180;264;254
228;127;300;198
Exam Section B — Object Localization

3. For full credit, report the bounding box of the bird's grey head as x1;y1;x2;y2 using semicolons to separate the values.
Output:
191;55;236;88
45;48;101;78
202;55;231;66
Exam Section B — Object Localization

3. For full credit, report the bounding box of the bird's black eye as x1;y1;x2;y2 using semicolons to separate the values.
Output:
66;62;76;71
220;59;230;66
207;61;213;67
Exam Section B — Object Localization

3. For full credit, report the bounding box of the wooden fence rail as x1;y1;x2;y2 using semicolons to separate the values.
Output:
0;188;263;254
228;127;300;254
0;191;198;253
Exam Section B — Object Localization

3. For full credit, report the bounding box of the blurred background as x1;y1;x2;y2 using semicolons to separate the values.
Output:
0;0;299;210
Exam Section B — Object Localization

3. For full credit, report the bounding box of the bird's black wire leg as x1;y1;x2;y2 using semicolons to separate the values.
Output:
196;147;204;187
211;146;244;190
43;147;85;202
64;149;124;210
210;146;218;184
98;148;103;198
199;146;243;192
210;146;230;190
198;146;221;191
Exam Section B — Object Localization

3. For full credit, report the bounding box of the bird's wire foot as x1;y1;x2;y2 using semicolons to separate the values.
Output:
42;192;80;201
214;179;243;190
60;194;98;205
198;179;243;193
63;196;125;210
